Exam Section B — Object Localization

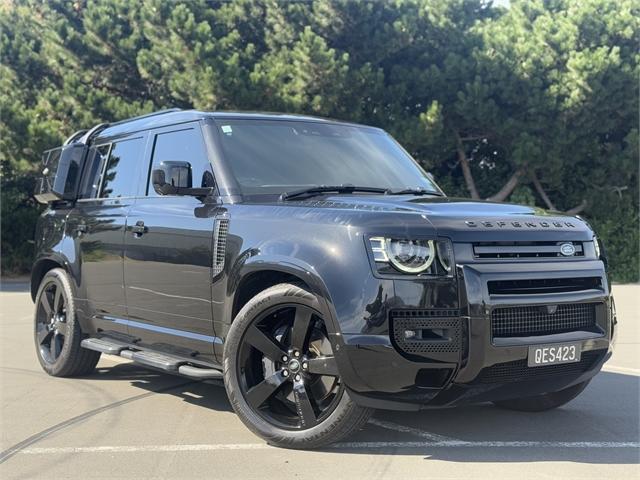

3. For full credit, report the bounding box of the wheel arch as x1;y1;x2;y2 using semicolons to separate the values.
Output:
228;255;339;335
30;256;68;301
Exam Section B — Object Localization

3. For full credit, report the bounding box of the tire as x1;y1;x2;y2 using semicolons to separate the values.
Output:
223;283;373;449
34;268;101;377
492;379;591;412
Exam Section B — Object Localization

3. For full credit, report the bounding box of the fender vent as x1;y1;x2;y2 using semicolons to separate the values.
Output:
213;218;229;277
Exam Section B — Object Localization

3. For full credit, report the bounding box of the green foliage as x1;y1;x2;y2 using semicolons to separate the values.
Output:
1;0;638;281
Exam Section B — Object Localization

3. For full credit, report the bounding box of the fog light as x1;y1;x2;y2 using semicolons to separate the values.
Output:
404;330;417;340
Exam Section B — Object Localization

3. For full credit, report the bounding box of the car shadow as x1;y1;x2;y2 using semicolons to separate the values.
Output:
84;364;639;464
85;362;233;412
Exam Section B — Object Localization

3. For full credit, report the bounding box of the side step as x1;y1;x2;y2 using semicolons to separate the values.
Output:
81;337;130;355
81;337;223;380
177;365;223;380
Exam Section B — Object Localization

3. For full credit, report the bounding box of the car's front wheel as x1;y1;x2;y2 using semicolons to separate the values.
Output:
223;283;373;449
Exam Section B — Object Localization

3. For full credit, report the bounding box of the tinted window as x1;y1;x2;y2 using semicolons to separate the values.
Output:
79;144;110;199
147;127;214;196
215;120;438;195
100;137;144;198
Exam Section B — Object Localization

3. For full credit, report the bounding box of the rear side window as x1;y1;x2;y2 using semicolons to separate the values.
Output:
100;137;144;198
147;127;214;196
79;144;110;199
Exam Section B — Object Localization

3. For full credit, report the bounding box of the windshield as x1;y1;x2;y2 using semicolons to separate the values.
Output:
214;119;439;196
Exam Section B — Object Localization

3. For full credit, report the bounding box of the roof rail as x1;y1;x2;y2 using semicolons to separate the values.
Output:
109;108;182;127
63;129;88;145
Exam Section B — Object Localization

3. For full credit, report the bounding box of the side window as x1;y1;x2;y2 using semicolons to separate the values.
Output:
79;144;110;199
100;137;144;198
147;127;214;196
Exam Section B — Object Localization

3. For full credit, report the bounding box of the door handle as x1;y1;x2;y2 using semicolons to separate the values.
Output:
131;220;147;236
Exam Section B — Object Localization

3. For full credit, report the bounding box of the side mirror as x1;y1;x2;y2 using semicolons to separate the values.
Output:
153;161;192;195
152;161;215;198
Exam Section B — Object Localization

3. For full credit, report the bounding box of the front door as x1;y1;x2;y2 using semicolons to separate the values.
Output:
123;123;219;362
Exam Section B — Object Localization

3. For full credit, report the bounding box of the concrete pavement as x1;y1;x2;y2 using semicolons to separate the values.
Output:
1;281;638;479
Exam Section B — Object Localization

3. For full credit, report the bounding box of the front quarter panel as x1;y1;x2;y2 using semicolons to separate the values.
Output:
221;204;391;333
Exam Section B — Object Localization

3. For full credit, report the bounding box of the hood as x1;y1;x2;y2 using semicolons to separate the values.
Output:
285;195;594;242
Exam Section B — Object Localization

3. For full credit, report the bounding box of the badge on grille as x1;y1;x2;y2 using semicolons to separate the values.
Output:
559;243;576;256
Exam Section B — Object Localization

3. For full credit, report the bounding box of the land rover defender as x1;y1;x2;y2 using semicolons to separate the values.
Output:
32;109;615;448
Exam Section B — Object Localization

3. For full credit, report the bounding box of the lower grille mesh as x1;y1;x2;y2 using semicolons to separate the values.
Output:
391;309;461;354
474;350;604;384
492;303;597;338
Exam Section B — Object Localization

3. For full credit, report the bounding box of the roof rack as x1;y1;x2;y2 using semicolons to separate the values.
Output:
62;108;183;147
109;108;182;127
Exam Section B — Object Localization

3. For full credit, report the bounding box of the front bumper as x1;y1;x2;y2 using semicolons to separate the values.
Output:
337;260;615;411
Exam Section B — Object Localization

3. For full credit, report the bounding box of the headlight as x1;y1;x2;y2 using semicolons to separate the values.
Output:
593;236;601;258
369;237;453;275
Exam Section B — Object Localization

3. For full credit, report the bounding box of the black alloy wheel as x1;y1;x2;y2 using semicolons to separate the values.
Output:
33;268;101;377
237;303;343;430
35;276;69;364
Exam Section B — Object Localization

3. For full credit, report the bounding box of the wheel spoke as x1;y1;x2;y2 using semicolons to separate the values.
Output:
244;325;288;362
40;292;53;316
290;307;313;351
36;324;52;345
56;320;70;336
306;356;339;377
50;333;61;359
245;371;287;409
53;286;63;314
293;381;318;428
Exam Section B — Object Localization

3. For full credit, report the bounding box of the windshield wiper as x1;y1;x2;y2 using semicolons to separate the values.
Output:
387;188;444;197
280;185;389;201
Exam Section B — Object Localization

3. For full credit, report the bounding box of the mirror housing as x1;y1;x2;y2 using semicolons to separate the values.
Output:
152;161;215;198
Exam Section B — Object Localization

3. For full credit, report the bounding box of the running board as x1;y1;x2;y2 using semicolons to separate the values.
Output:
81;337;223;380
177;364;223;380
81;337;130;355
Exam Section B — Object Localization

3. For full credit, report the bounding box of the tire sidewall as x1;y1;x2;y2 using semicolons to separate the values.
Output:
34;268;79;376
223;283;358;446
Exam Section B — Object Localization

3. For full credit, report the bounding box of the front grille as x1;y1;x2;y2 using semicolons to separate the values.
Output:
488;277;602;295
473;241;584;259
474;350;604;384
391;309;461;354
492;303;597;338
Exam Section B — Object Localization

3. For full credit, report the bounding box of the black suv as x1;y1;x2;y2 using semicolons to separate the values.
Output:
32;109;615;448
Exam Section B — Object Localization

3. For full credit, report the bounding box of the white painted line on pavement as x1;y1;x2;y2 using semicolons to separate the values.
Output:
603;365;640;376
367;418;456;442
17;441;640;455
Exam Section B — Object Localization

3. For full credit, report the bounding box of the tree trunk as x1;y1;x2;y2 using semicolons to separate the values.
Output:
486;165;527;202
530;170;556;210
565;199;587;215
454;131;480;199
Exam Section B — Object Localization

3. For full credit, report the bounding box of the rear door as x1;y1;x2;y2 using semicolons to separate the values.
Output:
68;134;146;335
123;123;220;362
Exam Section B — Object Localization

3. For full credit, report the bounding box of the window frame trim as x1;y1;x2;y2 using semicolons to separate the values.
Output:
96;134;146;200
143;122;216;198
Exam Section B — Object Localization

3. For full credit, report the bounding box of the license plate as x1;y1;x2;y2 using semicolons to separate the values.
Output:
528;342;581;367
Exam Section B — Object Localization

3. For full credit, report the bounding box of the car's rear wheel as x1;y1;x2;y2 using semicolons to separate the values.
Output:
223;283;373;449
492;379;591;412
34;268;101;377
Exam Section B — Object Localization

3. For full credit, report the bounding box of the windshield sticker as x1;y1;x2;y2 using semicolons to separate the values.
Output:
221;125;233;135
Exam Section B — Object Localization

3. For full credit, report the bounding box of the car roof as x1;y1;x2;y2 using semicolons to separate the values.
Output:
96;109;377;140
